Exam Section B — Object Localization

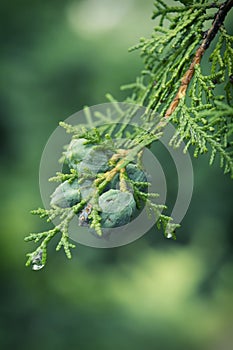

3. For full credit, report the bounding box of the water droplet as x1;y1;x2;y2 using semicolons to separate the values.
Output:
166;233;172;239
32;249;44;271
32;263;44;271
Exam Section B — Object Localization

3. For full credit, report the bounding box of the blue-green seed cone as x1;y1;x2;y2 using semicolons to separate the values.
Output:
79;179;95;200
50;179;81;208
77;148;113;175
64;138;92;169
105;164;147;191
65;138;113;174
99;189;136;228
126;163;147;183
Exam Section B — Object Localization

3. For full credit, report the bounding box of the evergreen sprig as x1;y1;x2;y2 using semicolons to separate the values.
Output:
25;0;233;269
25;205;79;268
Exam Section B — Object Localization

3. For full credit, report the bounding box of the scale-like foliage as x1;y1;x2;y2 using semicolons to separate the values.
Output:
25;0;233;269
126;1;233;176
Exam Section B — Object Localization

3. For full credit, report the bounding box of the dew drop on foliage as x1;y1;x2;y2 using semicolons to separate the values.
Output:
31;249;44;271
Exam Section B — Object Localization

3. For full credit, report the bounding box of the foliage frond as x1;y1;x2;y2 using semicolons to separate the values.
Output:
25;0;233;268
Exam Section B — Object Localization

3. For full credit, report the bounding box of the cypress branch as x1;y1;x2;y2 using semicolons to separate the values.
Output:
25;0;233;269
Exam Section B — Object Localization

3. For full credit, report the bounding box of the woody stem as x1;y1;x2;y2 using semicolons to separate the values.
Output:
164;0;233;119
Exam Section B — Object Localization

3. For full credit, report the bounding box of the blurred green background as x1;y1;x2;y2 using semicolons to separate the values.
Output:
0;0;233;349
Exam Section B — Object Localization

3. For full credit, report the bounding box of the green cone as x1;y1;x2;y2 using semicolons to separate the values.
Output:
126;163;147;183
99;189;136;228
64;138;92;169
77;148;112;175
79;179;95;200
50;179;81;208
65;138;113;175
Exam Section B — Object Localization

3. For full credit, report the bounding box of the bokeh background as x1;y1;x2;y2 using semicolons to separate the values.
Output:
0;0;233;349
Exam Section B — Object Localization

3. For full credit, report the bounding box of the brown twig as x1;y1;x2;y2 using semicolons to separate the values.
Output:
164;0;233;119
